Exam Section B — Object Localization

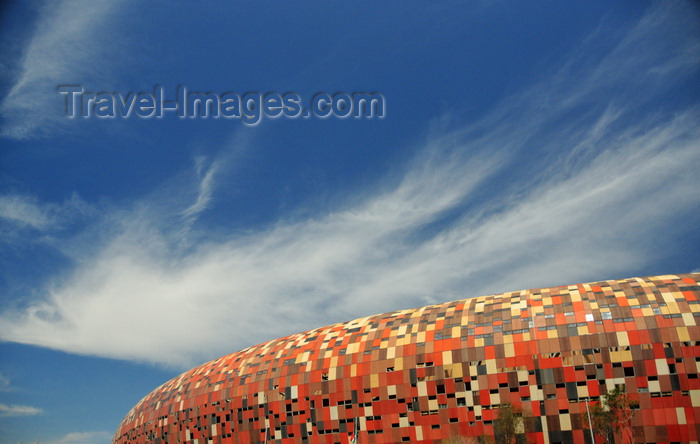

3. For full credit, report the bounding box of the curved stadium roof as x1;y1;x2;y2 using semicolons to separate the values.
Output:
114;274;700;443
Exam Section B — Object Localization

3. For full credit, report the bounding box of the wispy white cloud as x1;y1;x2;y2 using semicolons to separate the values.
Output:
45;431;112;444
0;192;93;245
0;194;58;230
0;196;51;229
0;373;10;391
0;0;126;139
0;3;698;368
0;403;42;417
181;157;220;220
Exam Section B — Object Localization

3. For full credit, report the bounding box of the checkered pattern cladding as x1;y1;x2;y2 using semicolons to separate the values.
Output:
113;274;700;443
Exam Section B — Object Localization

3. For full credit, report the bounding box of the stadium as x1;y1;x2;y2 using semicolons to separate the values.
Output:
113;274;700;443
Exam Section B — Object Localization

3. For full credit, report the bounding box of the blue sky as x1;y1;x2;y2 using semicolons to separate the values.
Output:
1;1;699;442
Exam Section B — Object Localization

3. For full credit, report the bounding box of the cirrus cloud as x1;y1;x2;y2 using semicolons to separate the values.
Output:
0;2;698;369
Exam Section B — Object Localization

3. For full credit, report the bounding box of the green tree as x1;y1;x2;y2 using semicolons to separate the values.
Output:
605;385;638;443
494;403;523;444
585;386;639;443
585;401;614;444
441;435;481;444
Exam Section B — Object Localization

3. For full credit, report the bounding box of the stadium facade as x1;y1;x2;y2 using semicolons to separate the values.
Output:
113;274;700;443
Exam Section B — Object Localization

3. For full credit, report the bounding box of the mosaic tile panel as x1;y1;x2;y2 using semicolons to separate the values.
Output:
113;274;700;444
